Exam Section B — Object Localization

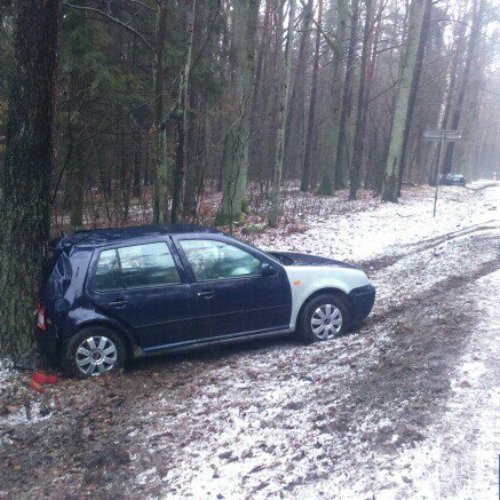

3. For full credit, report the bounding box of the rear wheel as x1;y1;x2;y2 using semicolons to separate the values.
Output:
298;293;349;343
61;326;126;378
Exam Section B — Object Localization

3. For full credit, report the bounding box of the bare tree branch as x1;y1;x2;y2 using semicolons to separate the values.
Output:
62;2;153;52
298;0;336;49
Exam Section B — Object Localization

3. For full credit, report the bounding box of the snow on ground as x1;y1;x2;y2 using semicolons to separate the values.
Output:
252;182;499;263
1;183;498;498
393;270;500;499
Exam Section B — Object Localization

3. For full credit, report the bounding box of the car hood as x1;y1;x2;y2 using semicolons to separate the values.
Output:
269;251;361;270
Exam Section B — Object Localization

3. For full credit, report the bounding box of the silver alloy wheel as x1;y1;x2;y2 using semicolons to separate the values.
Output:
311;304;343;339
75;336;118;376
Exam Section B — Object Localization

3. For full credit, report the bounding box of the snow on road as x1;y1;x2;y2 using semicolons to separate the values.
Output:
388;270;500;499
253;182;499;263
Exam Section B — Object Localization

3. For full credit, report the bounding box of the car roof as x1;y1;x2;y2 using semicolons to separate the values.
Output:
55;224;220;249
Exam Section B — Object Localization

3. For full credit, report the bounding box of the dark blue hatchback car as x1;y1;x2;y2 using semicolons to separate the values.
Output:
37;224;375;377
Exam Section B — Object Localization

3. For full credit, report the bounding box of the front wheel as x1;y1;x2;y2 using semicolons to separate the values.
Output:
60;327;127;378
298;293;349;343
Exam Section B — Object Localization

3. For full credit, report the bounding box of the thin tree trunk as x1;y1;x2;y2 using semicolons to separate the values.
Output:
285;0;311;186
443;0;484;175
381;0;429;202
0;0;61;365
301;0;321;192
153;0;169;224
171;0;197;224
333;0;360;192
428;14;467;185
349;0;375;200
317;0;349;195
269;0;296;227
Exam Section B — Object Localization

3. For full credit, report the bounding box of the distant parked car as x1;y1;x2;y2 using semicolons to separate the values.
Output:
36;225;375;378
439;173;467;186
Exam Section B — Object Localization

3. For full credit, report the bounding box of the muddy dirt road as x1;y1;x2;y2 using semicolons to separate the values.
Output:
0;186;498;499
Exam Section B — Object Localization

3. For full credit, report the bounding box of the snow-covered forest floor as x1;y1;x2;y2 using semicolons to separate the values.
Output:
1;183;499;499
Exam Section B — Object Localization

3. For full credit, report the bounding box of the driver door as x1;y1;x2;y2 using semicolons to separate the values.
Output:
173;237;291;341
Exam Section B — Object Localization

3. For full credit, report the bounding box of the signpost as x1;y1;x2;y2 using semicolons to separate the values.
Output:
423;129;461;217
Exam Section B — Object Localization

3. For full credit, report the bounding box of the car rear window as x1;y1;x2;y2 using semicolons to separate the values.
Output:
94;243;180;292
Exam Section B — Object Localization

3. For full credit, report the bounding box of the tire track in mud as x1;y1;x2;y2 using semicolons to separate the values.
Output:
358;222;499;272
366;256;499;327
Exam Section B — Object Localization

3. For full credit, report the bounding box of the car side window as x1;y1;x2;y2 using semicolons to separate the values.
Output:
94;249;122;292
94;243;180;291
179;239;261;281
118;243;181;288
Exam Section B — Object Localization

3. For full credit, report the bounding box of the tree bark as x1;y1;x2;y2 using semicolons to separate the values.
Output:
0;0;61;365
153;0;169;224
428;13;467;185
381;0;428;202
442;0;484;175
396;0;431;196
317;0;349;195
269;0;296;227
333;0;360;192
217;0;260;226
349;0;375;200
301;0;321;192
171;0;197;224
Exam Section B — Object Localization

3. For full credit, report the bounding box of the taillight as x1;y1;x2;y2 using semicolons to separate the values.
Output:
36;303;46;331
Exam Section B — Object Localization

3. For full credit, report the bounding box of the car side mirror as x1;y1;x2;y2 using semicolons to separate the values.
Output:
261;263;275;277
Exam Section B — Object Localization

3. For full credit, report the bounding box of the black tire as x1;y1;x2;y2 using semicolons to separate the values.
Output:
298;293;349;343
60;326;127;378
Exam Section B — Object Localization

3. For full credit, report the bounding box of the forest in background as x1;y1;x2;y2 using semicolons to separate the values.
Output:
0;0;499;230
0;0;499;362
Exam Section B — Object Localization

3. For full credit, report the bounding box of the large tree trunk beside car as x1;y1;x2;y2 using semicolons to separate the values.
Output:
0;0;61;365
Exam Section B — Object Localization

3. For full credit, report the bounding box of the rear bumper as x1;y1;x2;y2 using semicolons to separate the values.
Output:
348;285;376;326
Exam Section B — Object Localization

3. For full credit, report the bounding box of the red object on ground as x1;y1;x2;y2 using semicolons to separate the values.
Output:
32;372;58;385
30;379;45;393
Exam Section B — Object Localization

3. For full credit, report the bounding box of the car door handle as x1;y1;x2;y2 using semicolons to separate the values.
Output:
197;291;215;299
108;300;128;309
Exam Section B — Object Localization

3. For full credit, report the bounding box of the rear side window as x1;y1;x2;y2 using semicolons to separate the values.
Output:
94;249;122;292
93;243;180;292
119;243;180;288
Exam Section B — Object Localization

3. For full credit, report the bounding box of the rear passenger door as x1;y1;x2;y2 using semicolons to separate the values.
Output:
88;240;197;350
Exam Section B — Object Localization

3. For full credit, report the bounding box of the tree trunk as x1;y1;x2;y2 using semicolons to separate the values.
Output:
171;0;197;224
442;0;484;175
285;0;311;188
301;0;321;192
317;0;349;195
153;0;169;224
396;0;431;196
349;0;375;200
269;0;296;227
428;14;467;185
381;0;428;202
0;0;61;365
69;142;86;229
217;0;260;226
333;0;360;192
